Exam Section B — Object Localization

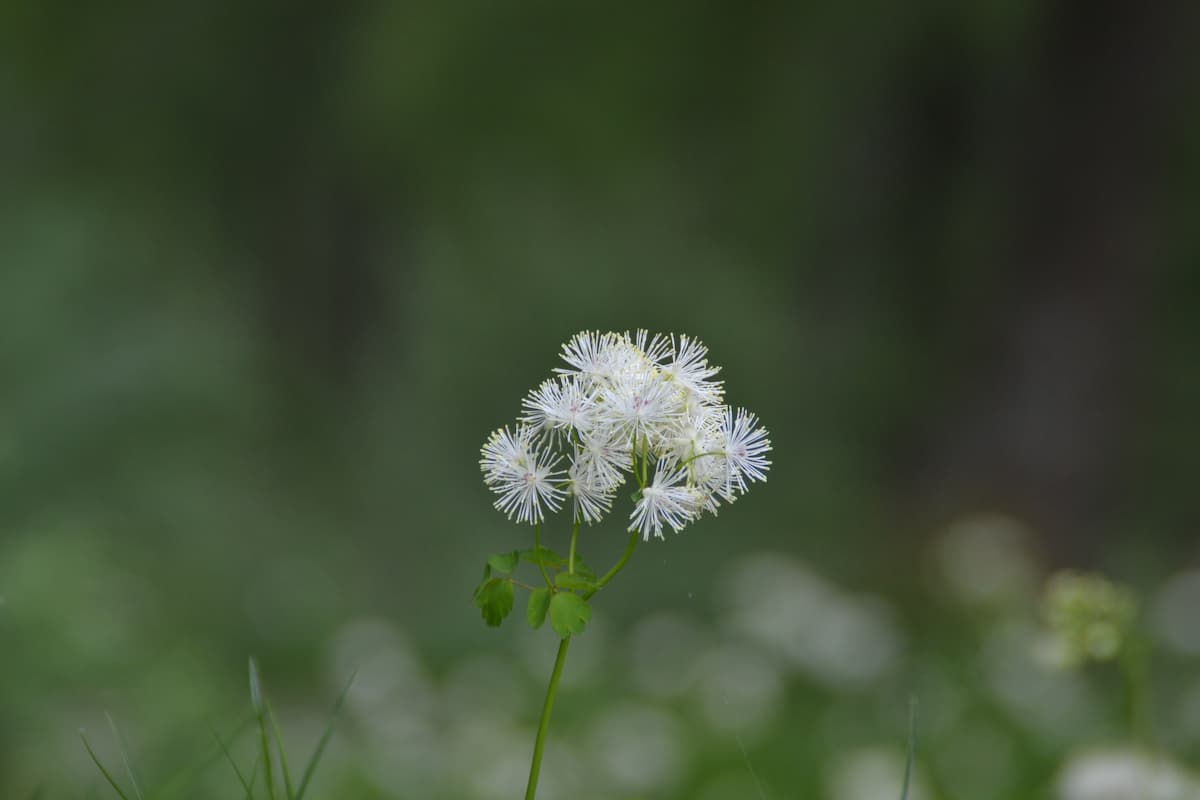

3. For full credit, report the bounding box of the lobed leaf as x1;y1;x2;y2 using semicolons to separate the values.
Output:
486;550;521;574
571;558;597;582
526;588;551;629
473;578;515;627
548;592;591;639
555;573;597;591
520;546;566;569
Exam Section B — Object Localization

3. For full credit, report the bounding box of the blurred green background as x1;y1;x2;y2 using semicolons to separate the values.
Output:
3;1;1200;798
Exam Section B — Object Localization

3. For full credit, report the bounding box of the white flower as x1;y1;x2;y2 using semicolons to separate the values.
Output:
719;407;771;493
566;459;616;524
480;425;565;524
630;460;700;540
479;425;536;481
597;370;684;449
1058;747;1200;800
574;430;631;493
663;405;722;468
520;376;596;442
658;334;723;404
630;328;672;365
555;330;623;386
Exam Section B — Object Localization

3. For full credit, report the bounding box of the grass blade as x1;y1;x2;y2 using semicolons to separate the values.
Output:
294;670;356;800
207;718;256;799
80;729;132;800
104;713;144;800
899;695;919;800
151;714;255;800
267;702;296;800
249;657;277;800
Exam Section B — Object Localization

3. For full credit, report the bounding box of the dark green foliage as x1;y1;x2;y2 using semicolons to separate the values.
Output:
473;578;516;627
526;587;551;629
548;592;592;639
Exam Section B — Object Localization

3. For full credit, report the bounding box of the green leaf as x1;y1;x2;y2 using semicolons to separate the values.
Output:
267;701;295;800
526;588;551;629
520;547;566;569
248;656;265;713
80;729;133;800
206;719;255;800
555;572;597;591
473;578;515;627
571;557;597;582
294;670;356;800
549;592;592;639
105;713;144;800
249;658;277;800
487;550;520;574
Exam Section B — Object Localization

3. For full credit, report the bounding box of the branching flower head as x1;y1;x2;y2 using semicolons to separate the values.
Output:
480;329;771;538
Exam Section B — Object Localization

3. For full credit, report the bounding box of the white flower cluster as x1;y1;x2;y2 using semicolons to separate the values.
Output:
480;330;771;540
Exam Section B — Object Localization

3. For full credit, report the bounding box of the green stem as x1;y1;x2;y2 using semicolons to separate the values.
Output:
524;524;639;800
584;530;638;600
641;437;648;486
525;637;571;800
631;443;644;489
533;524;553;590
568;521;580;576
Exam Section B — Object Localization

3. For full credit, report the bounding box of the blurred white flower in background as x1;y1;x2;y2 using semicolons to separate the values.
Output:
934;512;1040;607
447;719;529;799
455;724;584;800
628;611;713;700
982;621;1105;741
514;614;608;690
328;618;435;720
905;659;967;741
1151;570;1200;657
588;703;687;796
825;747;929;800
442;653;528;724
1057;748;1200;800
692;642;786;740
328;618;444;792
362;712;443;794
720;552;903;688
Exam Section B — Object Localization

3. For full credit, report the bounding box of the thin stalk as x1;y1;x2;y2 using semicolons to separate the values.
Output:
681;450;723;466
584;530;638;600
524;511;639;800
533;524;553;589
568;521;580;576
524;637;571;800
641;438;648;486
633;438;646;490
